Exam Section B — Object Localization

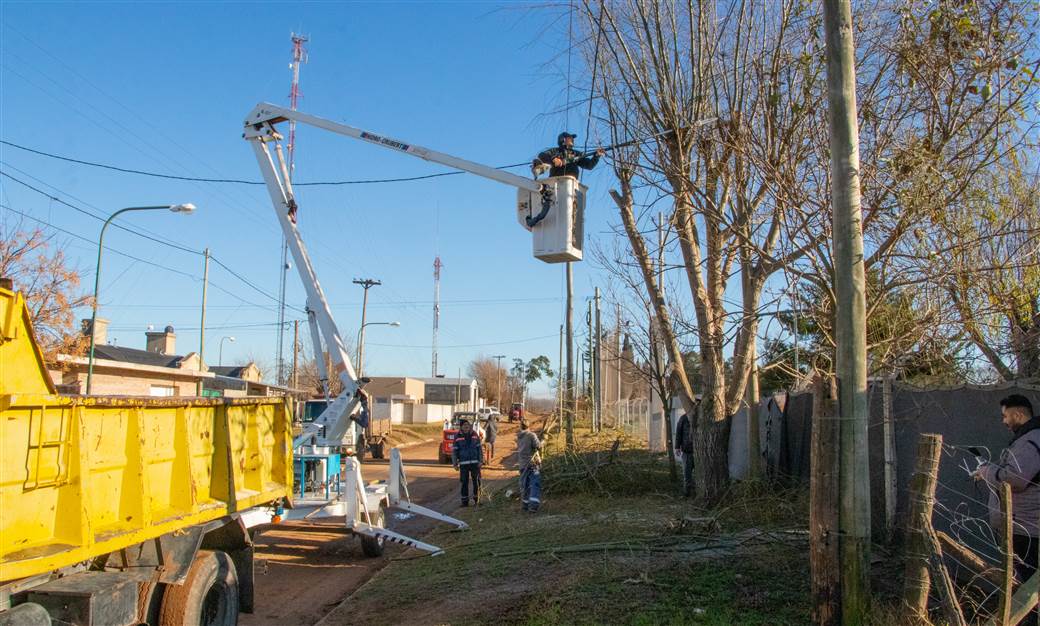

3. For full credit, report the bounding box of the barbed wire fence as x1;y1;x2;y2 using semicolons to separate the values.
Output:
902;432;1038;625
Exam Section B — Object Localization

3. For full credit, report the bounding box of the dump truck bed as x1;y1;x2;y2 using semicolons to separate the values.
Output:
0;287;293;584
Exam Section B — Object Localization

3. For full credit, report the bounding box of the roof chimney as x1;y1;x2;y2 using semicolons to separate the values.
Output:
146;325;176;355
81;318;109;346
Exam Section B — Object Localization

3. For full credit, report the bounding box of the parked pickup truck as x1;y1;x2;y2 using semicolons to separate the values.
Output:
0;286;293;626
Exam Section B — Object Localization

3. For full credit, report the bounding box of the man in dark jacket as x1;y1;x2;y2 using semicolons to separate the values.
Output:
452;419;483;507
674;412;695;497
532;132;605;178
975;394;1040;589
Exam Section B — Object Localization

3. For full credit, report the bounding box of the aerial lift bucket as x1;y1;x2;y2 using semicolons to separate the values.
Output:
516;176;586;263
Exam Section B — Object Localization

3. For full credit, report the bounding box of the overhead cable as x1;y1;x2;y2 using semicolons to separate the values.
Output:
1;139;529;186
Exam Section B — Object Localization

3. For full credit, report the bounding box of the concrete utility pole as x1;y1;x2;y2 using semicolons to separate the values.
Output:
824;0;871;621
492;354;506;408
594;287;602;432
587;297;595;428
565;262;575;449
557;325;564;432
291;320;299;391
197;247;210;397
353;278;381;379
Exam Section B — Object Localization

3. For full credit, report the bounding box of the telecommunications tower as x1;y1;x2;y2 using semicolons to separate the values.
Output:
432;257;442;377
276;32;308;384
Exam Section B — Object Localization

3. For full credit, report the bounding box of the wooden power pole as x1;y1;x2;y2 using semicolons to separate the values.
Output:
824;0;871;622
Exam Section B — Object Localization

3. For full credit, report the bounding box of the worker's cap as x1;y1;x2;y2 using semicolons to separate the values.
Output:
557;131;578;144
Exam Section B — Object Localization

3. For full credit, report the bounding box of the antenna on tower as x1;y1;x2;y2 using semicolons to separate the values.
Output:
432;256;442;377
276;32;308;386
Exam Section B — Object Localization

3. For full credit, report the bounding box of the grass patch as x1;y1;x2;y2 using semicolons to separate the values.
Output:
335;431;814;626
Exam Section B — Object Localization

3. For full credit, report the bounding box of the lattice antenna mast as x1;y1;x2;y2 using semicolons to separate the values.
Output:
287;33;308;176
432;256;442;377
276;32;308;385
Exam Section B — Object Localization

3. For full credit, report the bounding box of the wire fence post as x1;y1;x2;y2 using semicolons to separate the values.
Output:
882;375;897;541
998;482;1013;626
811;373;841;626
902;433;943;620
927;527;967;626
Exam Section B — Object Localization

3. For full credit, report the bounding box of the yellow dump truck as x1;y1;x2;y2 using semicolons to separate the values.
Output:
0;286;293;626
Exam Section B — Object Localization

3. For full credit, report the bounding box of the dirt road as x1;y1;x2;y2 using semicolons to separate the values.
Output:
241;424;520;626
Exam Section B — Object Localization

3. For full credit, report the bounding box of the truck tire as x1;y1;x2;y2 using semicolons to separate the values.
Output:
359;504;388;558
159;549;239;626
438;450;450;464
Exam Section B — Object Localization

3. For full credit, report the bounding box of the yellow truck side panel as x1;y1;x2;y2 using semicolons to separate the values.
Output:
0;287;293;583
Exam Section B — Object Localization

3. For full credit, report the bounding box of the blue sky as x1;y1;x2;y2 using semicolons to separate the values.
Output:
0;1;619;396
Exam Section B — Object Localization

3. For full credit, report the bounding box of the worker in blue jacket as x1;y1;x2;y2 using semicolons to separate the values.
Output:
452;419;483;507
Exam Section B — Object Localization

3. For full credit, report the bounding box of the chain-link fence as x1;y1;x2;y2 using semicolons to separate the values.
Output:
603;398;651;439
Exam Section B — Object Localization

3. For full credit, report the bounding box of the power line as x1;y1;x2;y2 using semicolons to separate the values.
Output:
0;203;199;279
1;139;531;186
1;167;301;311
369;333;560;349
0;168;200;255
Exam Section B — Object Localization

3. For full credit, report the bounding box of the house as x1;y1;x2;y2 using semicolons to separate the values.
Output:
52;318;303;399
363;375;481;425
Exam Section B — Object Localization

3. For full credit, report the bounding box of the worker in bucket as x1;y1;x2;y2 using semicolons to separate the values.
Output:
452;418;483;507
532;132;605;179
516;419;543;512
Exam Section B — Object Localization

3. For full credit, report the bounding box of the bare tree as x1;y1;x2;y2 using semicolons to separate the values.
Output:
580;0;831;500
0;223;90;361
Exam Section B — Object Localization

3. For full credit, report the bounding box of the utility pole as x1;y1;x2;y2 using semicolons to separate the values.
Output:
492;354;506;408
197;248;210;397
291;320;299;391
824;0;871;621
353;278;381;379
557;324;564;432
565;262;575;449
587;297;594;428
594;287;602;433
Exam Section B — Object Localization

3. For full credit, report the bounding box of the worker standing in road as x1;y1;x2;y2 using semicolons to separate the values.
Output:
516;420;543;512
484;412;499;464
452;419;483;507
532;132;605;178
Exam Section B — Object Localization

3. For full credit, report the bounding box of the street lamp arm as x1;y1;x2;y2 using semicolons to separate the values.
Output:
85;204;195;394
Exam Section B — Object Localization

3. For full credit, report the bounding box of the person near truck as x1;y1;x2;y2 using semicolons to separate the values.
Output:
452;418;483;507
531;132;605;178
484;412;499;462
974;394;1039;589
349;388;371;454
516;420;543;512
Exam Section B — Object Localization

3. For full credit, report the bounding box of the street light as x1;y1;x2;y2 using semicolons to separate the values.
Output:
85;204;196;394
219;336;236;366
355;321;400;378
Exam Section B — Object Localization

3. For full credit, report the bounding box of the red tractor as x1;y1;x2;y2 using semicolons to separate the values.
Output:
438;412;487;464
508;402;524;422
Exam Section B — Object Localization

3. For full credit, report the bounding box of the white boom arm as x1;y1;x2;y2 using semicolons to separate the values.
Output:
243;103;552;449
245;103;543;193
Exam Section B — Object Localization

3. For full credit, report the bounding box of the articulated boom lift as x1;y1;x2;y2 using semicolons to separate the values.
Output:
243;103;585;553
